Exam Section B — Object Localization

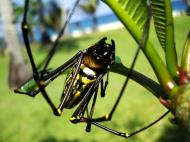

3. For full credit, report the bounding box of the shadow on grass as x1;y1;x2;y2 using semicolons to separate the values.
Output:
156;125;190;142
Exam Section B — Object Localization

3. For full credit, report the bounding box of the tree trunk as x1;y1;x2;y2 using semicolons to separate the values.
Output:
0;0;32;89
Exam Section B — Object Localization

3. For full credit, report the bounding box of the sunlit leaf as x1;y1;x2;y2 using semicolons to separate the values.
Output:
102;0;176;93
151;0;172;50
116;0;149;32
151;0;178;81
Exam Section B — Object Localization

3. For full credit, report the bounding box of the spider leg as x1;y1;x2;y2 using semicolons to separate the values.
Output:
21;0;57;112
42;51;83;82
99;38;115;98
90;111;170;138
21;0;56;112
36;51;82;116
21;0;84;115
85;87;98;132
57;52;84;115
71;108;169;138
68;70;169;135
22;0;38;77
22;0;81;77
89;0;153;124
100;71;109;97
14;51;82;97
69;73;105;123
42;0;81;71
69;2;166;138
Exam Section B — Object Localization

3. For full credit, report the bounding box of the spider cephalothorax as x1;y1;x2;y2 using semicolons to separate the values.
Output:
83;37;115;71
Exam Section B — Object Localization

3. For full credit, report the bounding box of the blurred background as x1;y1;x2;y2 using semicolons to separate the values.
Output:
0;0;190;142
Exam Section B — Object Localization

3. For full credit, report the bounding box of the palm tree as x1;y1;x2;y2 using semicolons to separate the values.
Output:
39;0;62;45
0;0;32;89
79;0;99;30
13;0;63;45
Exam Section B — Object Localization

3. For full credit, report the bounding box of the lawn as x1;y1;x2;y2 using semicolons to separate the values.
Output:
0;15;190;142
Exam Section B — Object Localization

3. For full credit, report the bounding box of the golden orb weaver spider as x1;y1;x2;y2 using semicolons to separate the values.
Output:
14;0;169;139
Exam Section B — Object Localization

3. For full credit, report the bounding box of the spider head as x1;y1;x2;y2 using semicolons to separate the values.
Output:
86;37;115;67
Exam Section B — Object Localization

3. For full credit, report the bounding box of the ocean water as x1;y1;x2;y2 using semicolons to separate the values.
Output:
68;14;119;33
172;0;187;10
67;0;187;33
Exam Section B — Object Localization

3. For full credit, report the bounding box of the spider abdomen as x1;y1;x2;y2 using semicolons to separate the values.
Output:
62;64;97;109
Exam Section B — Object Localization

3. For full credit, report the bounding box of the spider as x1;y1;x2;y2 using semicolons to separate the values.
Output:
14;0;169;138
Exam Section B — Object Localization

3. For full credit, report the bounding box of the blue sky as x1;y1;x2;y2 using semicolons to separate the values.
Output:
59;0;113;22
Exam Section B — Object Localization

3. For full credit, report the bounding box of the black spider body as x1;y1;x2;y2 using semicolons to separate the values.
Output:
62;37;115;109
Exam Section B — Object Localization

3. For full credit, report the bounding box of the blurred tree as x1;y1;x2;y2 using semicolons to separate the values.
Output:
0;0;63;89
38;0;62;46
79;0;99;30
13;0;63;44
0;0;32;89
40;0;62;32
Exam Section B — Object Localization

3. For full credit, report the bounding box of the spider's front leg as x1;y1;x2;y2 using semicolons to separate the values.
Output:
21;0;58;115
19;0;83;116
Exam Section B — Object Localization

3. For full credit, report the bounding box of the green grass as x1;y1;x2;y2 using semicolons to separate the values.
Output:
0;15;190;142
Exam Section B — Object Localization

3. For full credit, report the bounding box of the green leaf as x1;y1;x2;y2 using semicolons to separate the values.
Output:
181;32;190;74
151;0;167;49
104;0;149;41
150;0;179;81
118;0;149;30
102;0;176;94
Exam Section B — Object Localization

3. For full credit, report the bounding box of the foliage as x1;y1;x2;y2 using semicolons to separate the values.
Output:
79;0;99;14
102;0;190;131
79;0;100;29
12;0;62;42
